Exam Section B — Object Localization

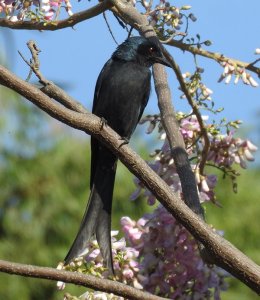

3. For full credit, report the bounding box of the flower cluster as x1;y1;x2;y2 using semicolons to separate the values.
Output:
218;60;258;87
0;0;72;22
58;206;229;300
144;1;195;40
180;70;219;114
180;114;208;142
135;113;257;204
57;231;142;294
207;133;258;170
75;291;124;300
122;206;229;299
181;72;213;101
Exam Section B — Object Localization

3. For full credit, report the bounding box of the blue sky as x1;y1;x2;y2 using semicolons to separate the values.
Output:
1;1;260;157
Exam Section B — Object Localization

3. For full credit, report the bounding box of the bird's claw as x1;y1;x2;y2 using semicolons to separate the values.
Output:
100;117;108;130
119;137;129;148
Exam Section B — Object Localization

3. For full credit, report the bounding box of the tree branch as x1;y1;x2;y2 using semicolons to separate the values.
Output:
152;64;205;218
1;64;260;294
0;1;111;31
162;50;210;175
0;260;166;300
167;40;260;77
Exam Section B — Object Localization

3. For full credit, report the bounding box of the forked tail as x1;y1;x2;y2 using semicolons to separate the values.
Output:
64;152;117;274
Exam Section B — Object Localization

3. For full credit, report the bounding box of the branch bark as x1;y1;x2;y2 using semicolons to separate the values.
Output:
152;64;204;217
0;260;166;300
161;50;210;175
0;1;111;31
167;40;260;77
1;65;260;294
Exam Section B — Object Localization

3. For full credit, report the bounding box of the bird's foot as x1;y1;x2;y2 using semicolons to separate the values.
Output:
119;136;129;148
99;117;108;130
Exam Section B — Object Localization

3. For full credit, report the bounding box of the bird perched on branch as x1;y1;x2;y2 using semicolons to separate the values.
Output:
64;36;171;273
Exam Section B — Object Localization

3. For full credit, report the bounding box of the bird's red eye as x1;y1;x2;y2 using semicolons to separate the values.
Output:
149;47;156;54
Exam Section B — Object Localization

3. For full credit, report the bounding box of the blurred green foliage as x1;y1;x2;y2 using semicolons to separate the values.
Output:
205;169;260;300
0;87;259;299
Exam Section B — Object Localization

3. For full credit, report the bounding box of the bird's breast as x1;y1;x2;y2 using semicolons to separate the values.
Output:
93;61;151;139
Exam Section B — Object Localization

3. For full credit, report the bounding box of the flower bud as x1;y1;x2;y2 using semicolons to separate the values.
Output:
244;149;254;161
241;71;249;85
204;40;212;46
181;5;191;10
225;73;232;84
248;76;259;87
255;48;260;55
188;13;197;21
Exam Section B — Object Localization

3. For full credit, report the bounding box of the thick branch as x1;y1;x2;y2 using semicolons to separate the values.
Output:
41;82;87;113
0;1;111;31
162;50;210;174
152;64;204;217
1;65;260;294
167;40;260;77
0;260;166;300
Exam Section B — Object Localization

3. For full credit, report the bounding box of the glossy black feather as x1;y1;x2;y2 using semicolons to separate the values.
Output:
64;36;170;273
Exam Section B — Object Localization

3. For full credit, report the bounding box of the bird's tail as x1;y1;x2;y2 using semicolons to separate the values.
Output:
64;154;117;274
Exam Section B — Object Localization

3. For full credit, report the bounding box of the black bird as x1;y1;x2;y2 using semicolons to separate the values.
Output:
64;36;171;273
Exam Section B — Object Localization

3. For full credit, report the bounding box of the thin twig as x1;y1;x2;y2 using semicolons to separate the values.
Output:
18;40;41;82
160;31;186;44
27;40;41;68
103;12;119;45
250;58;260;67
18;50;33;81
19;41;87;113
0;260;166;300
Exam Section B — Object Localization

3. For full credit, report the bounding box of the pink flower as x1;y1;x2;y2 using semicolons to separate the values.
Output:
44;9;55;20
122;267;134;279
122;205;228;299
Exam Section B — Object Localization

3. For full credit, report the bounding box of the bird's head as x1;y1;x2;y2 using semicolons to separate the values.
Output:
112;36;171;68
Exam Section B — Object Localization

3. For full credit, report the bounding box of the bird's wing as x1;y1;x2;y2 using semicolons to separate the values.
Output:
92;59;113;113
90;59;113;188
137;72;151;123
90;59;151;187
90;138;98;188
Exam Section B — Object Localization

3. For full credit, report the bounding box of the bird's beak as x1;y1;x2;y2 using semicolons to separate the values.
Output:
154;56;171;67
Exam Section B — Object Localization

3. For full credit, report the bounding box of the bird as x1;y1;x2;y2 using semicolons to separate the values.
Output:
64;36;171;273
